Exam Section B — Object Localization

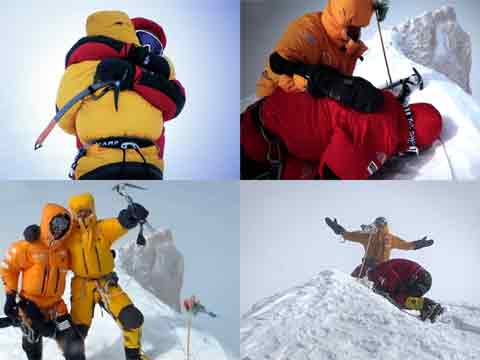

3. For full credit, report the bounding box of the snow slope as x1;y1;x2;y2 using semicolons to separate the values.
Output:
0;265;232;359
241;270;480;360
241;6;480;180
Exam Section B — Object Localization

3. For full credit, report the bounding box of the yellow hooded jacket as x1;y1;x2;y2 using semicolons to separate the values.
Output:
64;193;127;279
56;11;177;178
342;225;416;264
256;0;374;97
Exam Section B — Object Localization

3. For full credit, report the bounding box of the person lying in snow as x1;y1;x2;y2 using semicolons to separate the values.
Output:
56;11;185;180
368;258;444;322
241;88;442;179
256;0;385;114
1;205;85;360
325;216;434;277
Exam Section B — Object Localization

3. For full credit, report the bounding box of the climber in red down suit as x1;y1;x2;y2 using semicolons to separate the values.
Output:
241;88;443;180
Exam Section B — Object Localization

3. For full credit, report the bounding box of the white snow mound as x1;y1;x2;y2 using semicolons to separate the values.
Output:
0;267;231;360
241;6;480;180
241;270;480;360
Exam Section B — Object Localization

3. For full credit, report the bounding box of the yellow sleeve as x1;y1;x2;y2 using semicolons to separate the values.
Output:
1;241;28;293
392;235;416;250
342;231;370;246
97;218;128;248
55;61;99;135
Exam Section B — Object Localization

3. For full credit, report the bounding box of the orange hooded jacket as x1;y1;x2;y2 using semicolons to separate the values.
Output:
256;0;375;97
1;204;72;310
343;225;416;264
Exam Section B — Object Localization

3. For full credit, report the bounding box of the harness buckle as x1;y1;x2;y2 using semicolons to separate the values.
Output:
120;142;140;150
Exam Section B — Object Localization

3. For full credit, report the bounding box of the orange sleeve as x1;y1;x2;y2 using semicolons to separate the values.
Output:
1;241;28;294
342;231;370;246
392;235;416;250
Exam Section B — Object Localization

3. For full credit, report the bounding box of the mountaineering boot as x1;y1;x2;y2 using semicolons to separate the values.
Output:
420;297;444;322
125;347;151;360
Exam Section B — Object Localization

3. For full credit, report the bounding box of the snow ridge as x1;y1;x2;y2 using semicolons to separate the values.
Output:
241;270;480;360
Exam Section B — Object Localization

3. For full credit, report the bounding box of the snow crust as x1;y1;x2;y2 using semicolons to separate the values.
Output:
241;270;480;360
241;6;480;180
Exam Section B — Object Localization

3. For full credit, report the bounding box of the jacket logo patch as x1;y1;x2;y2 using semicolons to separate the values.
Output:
367;161;379;175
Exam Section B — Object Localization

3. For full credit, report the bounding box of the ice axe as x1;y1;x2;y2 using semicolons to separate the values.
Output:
34;79;122;150
112;183;155;246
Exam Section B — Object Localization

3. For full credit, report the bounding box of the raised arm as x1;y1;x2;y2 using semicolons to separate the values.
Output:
325;217;370;245
392;235;434;251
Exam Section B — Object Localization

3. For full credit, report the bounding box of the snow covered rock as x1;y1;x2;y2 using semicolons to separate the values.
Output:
119;228;184;312
392;6;472;94
241;270;480;360
0;267;231;360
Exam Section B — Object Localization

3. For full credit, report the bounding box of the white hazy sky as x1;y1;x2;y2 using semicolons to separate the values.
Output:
241;181;480;315
0;181;239;356
241;0;480;102
0;0;239;180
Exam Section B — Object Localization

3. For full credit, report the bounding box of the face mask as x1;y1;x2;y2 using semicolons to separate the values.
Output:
50;214;71;240
136;29;164;56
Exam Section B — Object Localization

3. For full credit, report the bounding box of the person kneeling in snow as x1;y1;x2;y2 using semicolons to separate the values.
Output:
1;205;85;360
256;0;385;114
241;88;442;179
325;216;434;277
56;11;185;180
368;258;444;322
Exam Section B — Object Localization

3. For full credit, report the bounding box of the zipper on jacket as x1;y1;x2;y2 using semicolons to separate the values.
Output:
40;268;48;294
54;268;60;294
82;248;89;275
94;243;102;273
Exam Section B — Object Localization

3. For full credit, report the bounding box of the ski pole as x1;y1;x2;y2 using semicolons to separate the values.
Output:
34;80;120;150
375;1;392;85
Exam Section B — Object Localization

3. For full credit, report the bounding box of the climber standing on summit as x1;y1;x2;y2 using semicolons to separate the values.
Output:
325;217;434;277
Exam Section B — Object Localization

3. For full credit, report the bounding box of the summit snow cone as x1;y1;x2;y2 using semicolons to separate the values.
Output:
53;10;185;180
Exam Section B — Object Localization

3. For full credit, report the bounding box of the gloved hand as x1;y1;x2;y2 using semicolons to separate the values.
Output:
94;58;136;90
128;44;171;78
24;224;40;242
305;64;384;113
325;217;346;235
118;203;149;229
127;44;150;65
4;292;18;320
412;236;434;250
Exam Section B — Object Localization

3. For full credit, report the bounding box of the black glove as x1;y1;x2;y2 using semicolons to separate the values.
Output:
94;58;135;90
305;64;384;113
127;44;150;65
412;236;434;250
128;44;171;78
325;217;346;235
24;224;40;242
118;203;149;229
4;292;18;320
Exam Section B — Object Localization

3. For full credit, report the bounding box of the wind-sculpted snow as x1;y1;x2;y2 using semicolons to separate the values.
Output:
0;268;232;360
241;6;480;180
241;270;480;360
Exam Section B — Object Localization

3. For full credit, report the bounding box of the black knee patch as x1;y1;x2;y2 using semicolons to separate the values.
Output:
118;305;144;330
